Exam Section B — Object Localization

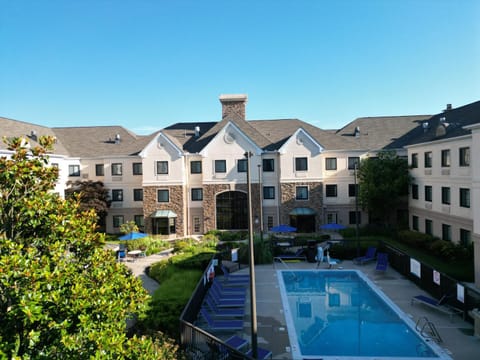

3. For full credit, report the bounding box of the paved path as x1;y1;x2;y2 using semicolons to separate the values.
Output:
123;249;173;295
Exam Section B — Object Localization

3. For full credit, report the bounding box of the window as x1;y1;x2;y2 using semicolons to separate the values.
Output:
132;162;143;175
263;186;275;199
460;188;470;208
459;147;470;166
411;153;418;168
296;186;308;200
348;184;359;197
191;188;203;201
348;157;360;170
193;217;201;233
215;160;226;173
157;189;169;202
412;215;419;231
112;189;123;202
424;185;432;202
190;160;202;174
441;150;450;167
263;159;274;172
237;159;247;173
111;163;122;176
95;164;104;176
133;189;143;201
156;161;168;174
411;184;419;200
460;229;471;246
267;216;274;231
349;211;361;225
425;219;433;235
134;215;144;229
113;215;124;228
442;224;451;241
325;184;338;197
69;165;80;177
424;152;432;168
325;157;337;170
441;187;450;205
295;157;308;171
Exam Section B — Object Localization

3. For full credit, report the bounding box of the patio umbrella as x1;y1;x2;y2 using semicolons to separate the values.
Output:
320;223;346;231
270;224;297;233
119;231;147;240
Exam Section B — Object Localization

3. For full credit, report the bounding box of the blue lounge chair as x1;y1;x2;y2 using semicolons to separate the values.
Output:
246;347;273;359
199;308;244;331
224;335;248;350
212;280;247;295
210;284;246;301
221;265;250;284
207;290;246;308
203;296;245;318
375;252;388;271
411;294;463;321
353;246;377;265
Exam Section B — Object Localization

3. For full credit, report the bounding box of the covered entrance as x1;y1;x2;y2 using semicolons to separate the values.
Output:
150;210;177;235
289;207;316;233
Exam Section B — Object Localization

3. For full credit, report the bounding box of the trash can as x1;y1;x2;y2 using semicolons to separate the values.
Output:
306;240;317;263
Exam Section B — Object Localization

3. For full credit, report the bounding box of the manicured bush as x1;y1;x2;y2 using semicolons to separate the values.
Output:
237;237;273;264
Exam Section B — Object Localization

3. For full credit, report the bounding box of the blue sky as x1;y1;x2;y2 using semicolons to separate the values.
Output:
1;0;479;135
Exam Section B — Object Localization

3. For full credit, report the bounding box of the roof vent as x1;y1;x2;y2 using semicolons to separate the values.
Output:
115;134;121;144
354;126;360;137
30;130;37;141
422;122;429;133
444;103;452;112
194;126;200;137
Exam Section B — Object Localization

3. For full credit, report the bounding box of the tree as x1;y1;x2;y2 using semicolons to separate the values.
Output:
0;136;180;359
357;150;411;227
65;180;110;231
120;221;140;235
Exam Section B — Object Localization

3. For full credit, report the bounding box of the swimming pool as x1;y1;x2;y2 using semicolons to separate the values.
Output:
278;270;452;359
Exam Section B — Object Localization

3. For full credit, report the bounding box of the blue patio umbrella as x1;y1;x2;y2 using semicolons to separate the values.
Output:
119;231;147;240
271;224;297;233
320;223;346;231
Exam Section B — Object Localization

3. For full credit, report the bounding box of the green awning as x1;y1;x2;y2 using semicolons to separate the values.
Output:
150;210;177;218
289;207;316;216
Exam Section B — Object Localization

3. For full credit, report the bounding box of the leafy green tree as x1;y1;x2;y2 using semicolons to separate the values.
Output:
65;180;110;231
120;221;140;235
357;150;410;227
0;136;180;359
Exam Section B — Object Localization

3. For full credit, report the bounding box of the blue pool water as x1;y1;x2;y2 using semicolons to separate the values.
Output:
278;270;451;359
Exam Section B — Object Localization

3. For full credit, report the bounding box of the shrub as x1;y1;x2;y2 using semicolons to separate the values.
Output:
397;230;434;250
237;238;273;264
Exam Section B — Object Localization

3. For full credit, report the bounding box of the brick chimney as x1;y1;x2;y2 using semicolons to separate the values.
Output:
219;94;248;121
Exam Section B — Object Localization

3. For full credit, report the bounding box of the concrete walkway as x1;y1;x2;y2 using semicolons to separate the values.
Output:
122;249;173;295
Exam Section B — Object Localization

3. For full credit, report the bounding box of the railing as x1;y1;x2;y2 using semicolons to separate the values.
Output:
415;316;443;343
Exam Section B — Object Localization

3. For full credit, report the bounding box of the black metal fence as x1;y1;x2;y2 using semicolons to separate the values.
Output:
179;256;254;360
382;242;480;321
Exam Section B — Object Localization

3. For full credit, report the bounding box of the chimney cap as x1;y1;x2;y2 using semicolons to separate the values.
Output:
219;94;248;103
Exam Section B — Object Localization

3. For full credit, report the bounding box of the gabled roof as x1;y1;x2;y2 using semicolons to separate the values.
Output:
0;116;70;155
52;126;155;158
406;100;480;146
335;115;431;150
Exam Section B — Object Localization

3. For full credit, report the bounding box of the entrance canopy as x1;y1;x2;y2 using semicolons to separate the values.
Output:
290;207;316;216
150;210;177;218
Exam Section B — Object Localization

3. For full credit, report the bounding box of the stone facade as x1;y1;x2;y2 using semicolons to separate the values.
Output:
280;181;323;226
143;185;184;237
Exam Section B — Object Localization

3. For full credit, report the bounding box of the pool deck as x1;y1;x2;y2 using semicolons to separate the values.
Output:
222;259;480;360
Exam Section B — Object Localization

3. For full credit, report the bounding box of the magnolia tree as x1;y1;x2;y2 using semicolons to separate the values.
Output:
0;136;180;359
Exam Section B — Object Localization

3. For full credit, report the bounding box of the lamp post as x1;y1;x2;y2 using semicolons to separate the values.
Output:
257;164;263;242
245;151;258;358
354;161;360;257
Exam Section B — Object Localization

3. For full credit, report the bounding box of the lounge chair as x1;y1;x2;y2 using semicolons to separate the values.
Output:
210;284;246;300
353;246;377;265
224;335;248;350
207;292;246;308
411;294;463;321
220;265;250;285
245;347;273;359
375;252;388;271
326;252;340;268
203;296;245;318
199;308;244;331
212;280;247;295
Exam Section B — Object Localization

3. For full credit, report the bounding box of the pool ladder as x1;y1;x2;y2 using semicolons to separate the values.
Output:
273;257;299;281
416;316;443;343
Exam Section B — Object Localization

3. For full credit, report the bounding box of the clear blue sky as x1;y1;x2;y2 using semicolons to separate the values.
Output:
1;0;479;135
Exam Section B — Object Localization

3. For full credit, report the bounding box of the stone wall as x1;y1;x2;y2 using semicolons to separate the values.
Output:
143;185;184;237
280;181;323;226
